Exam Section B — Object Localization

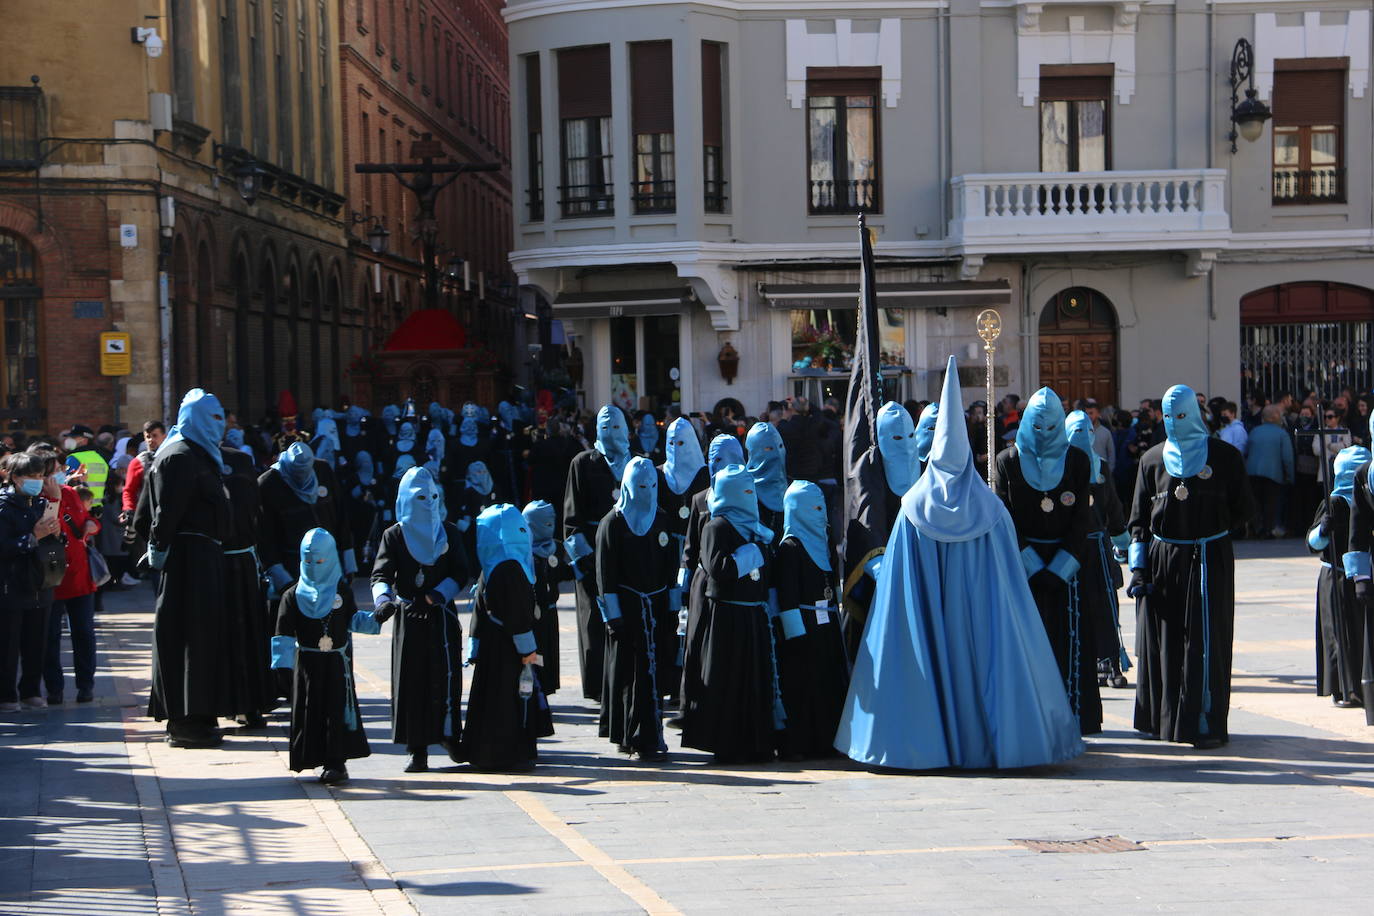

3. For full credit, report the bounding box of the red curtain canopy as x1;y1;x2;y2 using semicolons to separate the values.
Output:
382;309;468;351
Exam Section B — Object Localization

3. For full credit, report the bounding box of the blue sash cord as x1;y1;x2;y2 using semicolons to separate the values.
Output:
1089;532;1131;672
299;643;360;731
720;599;786;730
1153;531;1229;735
621;584;668;751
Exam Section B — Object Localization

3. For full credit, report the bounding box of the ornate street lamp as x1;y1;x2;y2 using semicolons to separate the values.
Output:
1228;38;1273;153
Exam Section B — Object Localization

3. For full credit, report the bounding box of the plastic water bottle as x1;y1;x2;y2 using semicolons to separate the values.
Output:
518;663;535;700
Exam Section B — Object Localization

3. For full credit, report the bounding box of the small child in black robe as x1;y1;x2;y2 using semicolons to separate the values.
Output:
523;500;564;695
272;527;381;784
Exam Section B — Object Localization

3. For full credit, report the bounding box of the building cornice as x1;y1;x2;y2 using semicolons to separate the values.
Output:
503;0;949;25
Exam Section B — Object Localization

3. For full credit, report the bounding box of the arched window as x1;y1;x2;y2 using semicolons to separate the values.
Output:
1240;282;1374;401
1038;287;1118;405
0;231;42;428
171;235;196;398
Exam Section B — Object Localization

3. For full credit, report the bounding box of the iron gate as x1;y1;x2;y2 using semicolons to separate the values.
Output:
1240;321;1374;401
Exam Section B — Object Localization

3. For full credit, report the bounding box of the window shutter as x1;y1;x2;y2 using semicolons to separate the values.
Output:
1273;69;1345;126
1039;75;1112;102
525;54;541;133
702;41;723;147
631;41;674;135
558;45;611;119
806;66;881;99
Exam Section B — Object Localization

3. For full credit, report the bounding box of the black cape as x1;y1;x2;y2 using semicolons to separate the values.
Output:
530;550;564;695
562;448;619;701
221;447;275;716
1310;496;1363;704
1343;464;1374;721
773;537;848;759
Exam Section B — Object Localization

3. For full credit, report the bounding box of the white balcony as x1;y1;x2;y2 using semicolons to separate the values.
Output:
949;169;1230;260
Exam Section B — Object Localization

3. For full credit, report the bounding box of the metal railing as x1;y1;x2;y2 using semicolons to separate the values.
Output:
0;85;42;169
558;183;614;218
809;178;880;215
527;186;544;222
1273;168;1345;205
704;178;728;213
632;179;676;214
1240;320;1374;403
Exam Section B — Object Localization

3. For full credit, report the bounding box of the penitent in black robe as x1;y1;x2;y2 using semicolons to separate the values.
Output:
371;523;468;753
274;585;374;771
773;537;848;759
145;439;234;722
677;489;712;723
562;448;619;701
680;518;779;763
1309;496;1364;704
461;560;555;770
221;448;275;717
257;460;356;584
1129;438;1254;744
596;508;678;756
1343;464;1374;722
530;549;563;695
1081;475;1129;667
995;444;1100;735
656;465;708;701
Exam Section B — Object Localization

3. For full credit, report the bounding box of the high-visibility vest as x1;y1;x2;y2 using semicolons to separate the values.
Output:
69;449;111;508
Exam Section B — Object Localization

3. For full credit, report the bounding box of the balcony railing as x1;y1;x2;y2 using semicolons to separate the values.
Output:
527;186;544;222
704;178;728;214
632;179;676;214
1273;168;1344;205
949;169;1229;248
809;178;880;215
559;184;614;218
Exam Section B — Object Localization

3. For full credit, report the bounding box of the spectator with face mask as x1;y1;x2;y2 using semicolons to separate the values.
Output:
60;425;110;512
36;447;102;705
0;452;63;712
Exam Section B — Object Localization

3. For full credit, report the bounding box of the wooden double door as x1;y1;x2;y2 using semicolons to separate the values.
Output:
1038;332;1117;406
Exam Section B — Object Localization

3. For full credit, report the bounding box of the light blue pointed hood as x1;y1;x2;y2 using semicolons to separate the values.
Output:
224;428;246;451
396;466;447;565
1162;384;1210;479
745;422;788;513
709;463;773;544
783;480;831;572
274;442;319;504
465;460;494;496
392;453;416;479
636;414;660;455
381;404;400;436
1016;387;1069;492
476;503;535;584
593;405;631;480
1333;445;1369;505
616;456;658;537
396;421;416;453
903;357;1006;542
914;403;939;465
355;450;376;487
1065;410;1101;484
707;434;744;479
312;416;340;466
663;417;706;495
523;500;557;559
425;428;445;473
164;388;229;474
344;405;366;438
295;527;342;619
459;416;480;447
876;401;919;497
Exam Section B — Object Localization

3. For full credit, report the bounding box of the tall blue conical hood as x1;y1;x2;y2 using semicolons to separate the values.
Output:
1333;445;1370;504
616;456;659;536
1016;387;1069;491
663;417;706;495
876;401;919;497
381;404;400;436
477;503;535;584
164;388;229;474
745;421;788;512
636;413;660;455
709;464;773;544
295;527;342;619
1162;384;1210;478
355;450;376;487
392;453;416;478
523;500;557;558
312;416;340;466
465;460;494;496
396;466;447;565
783;480;831;571
914;403;939;464
903;357;1005;542
459;416;479;447
1065;410;1101;484
396;421;416;453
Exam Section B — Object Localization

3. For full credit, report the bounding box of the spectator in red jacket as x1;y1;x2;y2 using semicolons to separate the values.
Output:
43;458;101;705
121;420;166;517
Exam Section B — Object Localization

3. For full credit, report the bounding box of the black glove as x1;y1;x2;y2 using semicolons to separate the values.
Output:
1355;579;1372;605
405;602;432;622
605;615;628;640
372;600;398;624
1126;570;1153;598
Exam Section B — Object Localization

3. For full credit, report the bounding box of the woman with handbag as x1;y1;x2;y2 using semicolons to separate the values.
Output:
0;451;63;712
42;455;102;705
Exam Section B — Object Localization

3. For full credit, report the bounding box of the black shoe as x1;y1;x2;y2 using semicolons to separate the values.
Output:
1333;696;1360;708
405;751;429;773
319;766;349;785
76;691;94;704
237;712;267;728
1111;675;1129;689
1192;737;1225;750
166;730;224;749
638;749;668;763
48;694;64;706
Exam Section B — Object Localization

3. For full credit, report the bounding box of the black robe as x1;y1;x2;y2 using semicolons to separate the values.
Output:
677;489;712;721
1310;497;1363;703
461;560;554;770
145;439;234;722
1343;464;1374;721
274;585;372;771
221;448;275;717
773;537;848;759
371;523;468;752
680;518;779;762
655;465;708;699
562;448;619;701
1082;475;1129;666
257;460;355;581
840;451;903;662
596;508;677;755
453;486;498;578
995;444;1101;735
530;549;563;695
1129;438;1254;744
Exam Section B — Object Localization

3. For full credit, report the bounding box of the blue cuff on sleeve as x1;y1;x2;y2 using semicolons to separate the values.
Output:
270;636;297;669
1110;531;1130;551
350;610;382;635
467;636;479;661
676;566;692;592
1129;541;1148;571
779;607;806;640
266;563;293;589
668;587;682;613
1343;551;1370;579
371;581;395;604
342;548;358;576
1047;549;1080;583
433;577;461;603
1020;546;1045;577
1308;528;1331;552
732;543;764;578
564;532;593;563
600;593;622;622
457;517;471;533
864;555;883;580
512;630;537;655
383;510;393;521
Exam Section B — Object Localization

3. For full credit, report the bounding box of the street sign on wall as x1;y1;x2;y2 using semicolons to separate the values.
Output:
100;332;132;376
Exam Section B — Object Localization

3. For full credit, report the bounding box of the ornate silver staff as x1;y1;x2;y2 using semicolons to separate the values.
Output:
976;308;1002;490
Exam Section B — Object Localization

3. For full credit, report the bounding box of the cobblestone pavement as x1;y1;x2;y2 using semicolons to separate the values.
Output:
2;540;1373;914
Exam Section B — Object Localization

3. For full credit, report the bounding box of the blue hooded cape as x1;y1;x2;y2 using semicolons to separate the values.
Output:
745;422;788;513
914;403;939;465
782;480;831;571
593;405;631;481
663;418;706;495
709;464;773;544
312;416;340;466
425;428;445;473
1161;385;1210;478
275;442;319;504
344;405;366;438
459;417;480;447
1333;445;1369;505
498;400;521;432
396;467;447;565
295;527;342;619
224;428;246;450
1064;410;1101;484
392;453;416;478
1016;388;1069;492
465;460;494;496
636;413;660;456
616;456;658;537
164;388;229;474
836;356;1083;770
355;451;376;487
381;404;400;436
877;401;919;497
707;434;744;479
477;503;535;584
523;500;557;559
396;421;417;454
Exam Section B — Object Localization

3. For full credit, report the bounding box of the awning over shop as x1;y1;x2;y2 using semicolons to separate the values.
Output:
761;280;1011;311
552;287;694;319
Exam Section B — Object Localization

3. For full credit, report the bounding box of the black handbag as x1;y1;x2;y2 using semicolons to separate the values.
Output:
32;533;68;590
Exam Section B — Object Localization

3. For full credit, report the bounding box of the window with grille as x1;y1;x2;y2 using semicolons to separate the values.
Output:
631;41;674;214
806;68;879;215
702;42;726;213
0;85;41;169
0;232;41;427
1272;62;1345;205
558;45;613;217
